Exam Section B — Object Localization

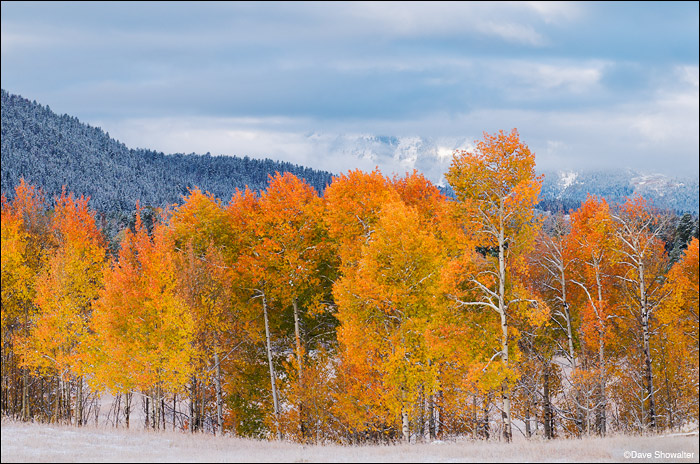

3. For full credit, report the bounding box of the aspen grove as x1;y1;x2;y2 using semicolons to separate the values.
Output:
1;129;698;443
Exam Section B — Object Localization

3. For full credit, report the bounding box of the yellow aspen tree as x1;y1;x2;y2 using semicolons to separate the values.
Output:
91;211;194;428
334;200;446;442
1;180;50;420
169;188;235;434
444;129;544;442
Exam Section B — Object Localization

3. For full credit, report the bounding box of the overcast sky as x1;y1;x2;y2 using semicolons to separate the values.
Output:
1;1;698;178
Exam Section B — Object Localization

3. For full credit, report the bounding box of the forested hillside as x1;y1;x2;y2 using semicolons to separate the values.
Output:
1;89;334;231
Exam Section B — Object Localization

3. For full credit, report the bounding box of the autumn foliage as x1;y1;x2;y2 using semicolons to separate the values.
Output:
1;130;698;442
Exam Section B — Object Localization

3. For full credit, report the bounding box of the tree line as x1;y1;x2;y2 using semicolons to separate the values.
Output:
1;129;697;443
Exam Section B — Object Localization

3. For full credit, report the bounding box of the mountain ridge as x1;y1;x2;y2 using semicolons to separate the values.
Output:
2;89;698;218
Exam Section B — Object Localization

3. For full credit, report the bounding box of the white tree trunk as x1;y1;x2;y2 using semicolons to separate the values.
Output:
498;199;513;443
639;261;656;430
214;350;223;435
262;292;282;440
402;405;410;443
292;298;305;438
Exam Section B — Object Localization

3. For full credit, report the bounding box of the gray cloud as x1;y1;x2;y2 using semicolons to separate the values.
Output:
1;2;697;179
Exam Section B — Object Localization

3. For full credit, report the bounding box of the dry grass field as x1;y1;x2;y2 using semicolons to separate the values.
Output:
1;418;698;463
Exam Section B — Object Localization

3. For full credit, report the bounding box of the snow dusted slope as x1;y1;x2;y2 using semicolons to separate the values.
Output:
539;169;699;213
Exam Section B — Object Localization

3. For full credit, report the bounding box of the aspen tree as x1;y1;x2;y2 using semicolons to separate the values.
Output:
445;129;543;442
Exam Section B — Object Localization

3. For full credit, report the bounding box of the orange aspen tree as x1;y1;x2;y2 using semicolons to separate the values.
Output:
16;191;107;425
324;169;401;273
444;129;543;442
610;196;669;430
226;186;287;439
657;237;699;425
214;187;280;437
392;170;448;227
323;169;401;438
567;195;619;435
255;172;333;440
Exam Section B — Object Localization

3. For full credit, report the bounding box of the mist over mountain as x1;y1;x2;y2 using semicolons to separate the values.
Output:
301;132;699;214
2;89;698;228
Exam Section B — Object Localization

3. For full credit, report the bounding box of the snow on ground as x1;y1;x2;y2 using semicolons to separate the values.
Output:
1;419;698;463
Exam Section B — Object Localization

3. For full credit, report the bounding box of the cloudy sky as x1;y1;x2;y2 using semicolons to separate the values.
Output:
1;1;698;179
